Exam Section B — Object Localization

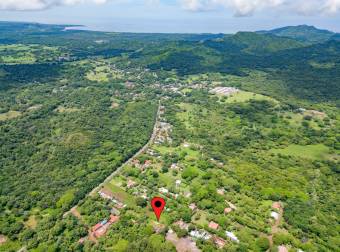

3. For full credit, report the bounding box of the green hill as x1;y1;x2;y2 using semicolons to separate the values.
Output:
258;25;334;43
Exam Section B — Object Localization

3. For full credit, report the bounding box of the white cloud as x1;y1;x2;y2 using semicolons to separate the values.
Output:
0;0;109;11
323;0;340;14
1;0;340;15
180;0;284;15
179;0;340;16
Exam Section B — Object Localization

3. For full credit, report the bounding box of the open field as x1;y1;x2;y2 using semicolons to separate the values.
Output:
0;44;60;64
270;144;330;160
0;111;21;121
105;183;136;207
222;90;278;104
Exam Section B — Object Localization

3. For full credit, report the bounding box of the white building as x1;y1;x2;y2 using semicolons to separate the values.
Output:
271;211;279;220
210;87;239;96
159;187;169;194
226;231;239;243
190;230;211;240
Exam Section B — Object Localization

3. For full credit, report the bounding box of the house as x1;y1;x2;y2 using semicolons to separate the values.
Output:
224;208;233;214
127;179;136;188
271;211;279;220
98;188;114;200
159;187;169;194
92;222;103;232
190;230;211;240
146;149;156;156
226;231;239;243
217;188;225;195
144;160;152;168
114;201;126;209
184;192;192;198
208;221;219;230
140;193;148;199
169;192;178;199
91;215;120;238
272;202;281;210
0;235;7;245
278;245;288;252
174;220;190;231
189;203;197;211
210;87;239;96
153;222;166;233
78;237;87;244
110;207;120;216
170;163;178;170
132;159;140;165
109;215;119;224
213;236;227;248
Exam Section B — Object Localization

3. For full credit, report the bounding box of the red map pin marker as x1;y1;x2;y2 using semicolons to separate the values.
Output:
151;197;166;221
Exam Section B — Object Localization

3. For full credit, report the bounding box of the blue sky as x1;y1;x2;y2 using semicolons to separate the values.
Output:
0;0;339;33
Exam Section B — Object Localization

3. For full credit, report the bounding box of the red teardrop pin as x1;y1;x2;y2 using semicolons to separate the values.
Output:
151;197;166;221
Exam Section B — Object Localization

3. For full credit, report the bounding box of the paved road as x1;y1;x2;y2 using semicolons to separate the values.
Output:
64;101;161;217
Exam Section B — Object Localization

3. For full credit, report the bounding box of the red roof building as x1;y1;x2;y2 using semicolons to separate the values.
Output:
92;223;103;232
109;215;119;224
224;208;233;214
213;236;226;248
208;221;219;230
272;202;281;210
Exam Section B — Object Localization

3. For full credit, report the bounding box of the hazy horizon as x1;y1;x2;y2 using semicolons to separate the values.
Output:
0;0;339;33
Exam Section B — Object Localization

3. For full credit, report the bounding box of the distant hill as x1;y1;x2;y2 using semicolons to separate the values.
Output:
146;31;339;102
258;25;334;43
194;31;305;59
223;32;305;54
330;33;340;41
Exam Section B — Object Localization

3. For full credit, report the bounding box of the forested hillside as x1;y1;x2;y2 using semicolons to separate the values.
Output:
0;22;339;251
257;25;335;43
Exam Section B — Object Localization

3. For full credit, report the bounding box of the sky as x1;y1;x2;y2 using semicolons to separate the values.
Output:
0;0;339;33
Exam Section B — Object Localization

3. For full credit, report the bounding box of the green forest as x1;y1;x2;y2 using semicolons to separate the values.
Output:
0;22;339;252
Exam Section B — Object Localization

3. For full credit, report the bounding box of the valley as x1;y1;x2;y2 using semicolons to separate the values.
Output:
0;22;339;252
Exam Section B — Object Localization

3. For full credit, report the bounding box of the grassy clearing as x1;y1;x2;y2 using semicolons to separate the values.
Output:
64;132;90;147
86;68;109;82
222;90;278;104
0;111;21;121
86;65;123;82
1;54;35;64
159;173;176;187
153;145;200;161
270;144;330;160
105;183;136;207
176;103;196;129
192;210;208;226
282;112;323;130
181;88;192;94
56;189;76;208
0;44;60;64
25;215;38;229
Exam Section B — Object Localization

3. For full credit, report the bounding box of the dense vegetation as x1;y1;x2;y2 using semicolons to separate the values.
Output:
0;22;339;251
